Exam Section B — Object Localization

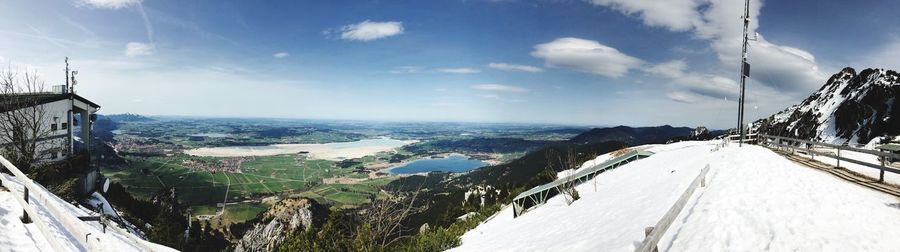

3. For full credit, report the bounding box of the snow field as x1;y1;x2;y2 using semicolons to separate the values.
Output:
451;141;900;252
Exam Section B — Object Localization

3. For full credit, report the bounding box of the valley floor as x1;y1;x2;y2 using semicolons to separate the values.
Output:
451;141;900;251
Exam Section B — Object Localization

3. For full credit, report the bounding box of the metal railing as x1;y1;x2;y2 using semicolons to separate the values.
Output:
637;164;710;252
758;134;900;182
0;155;160;251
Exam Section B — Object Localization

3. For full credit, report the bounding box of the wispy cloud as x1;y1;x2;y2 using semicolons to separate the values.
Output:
338;20;404;41
77;0;142;9
471;84;528;93
438;68;480;74
480;94;523;103
391;66;420;74
487;62;542;73
273;52;290;58
531;37;643;78
125;42;154;57
434;88;449;92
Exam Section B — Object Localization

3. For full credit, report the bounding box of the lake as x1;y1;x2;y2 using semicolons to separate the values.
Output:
184;138;416;160
389;154;487;174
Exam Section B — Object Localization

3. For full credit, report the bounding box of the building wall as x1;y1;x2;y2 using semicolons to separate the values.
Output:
0;99;95;164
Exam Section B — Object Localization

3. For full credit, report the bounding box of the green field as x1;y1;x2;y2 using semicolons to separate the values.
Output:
189;202;271;228
103;154;395;208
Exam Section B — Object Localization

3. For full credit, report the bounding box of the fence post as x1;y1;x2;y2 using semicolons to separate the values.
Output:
21;187;31;223
810;143;814;160
644;227;658;252
881;158;886;183
836;148;840;168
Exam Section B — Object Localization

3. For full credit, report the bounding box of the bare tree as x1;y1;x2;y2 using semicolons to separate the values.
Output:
546;148;580;205
355;183;425;250
0;66;52;172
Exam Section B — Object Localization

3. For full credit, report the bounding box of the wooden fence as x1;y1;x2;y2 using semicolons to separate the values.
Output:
636;164;710;252
0;155;159;251
759;134;900;182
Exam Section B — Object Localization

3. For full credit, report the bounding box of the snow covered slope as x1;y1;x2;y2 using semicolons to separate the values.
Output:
450;141;900;251
758;67;899;144
0;174;176;252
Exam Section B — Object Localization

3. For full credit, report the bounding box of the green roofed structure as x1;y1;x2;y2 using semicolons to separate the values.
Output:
512;150;654;218
876;144;900;163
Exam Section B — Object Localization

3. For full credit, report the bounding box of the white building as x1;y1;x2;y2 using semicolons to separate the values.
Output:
0;88;100;163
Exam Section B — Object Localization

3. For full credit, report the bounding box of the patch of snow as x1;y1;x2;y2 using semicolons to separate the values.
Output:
0;174;176;251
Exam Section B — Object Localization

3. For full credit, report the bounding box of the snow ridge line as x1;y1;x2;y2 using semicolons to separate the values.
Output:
637;164;710;252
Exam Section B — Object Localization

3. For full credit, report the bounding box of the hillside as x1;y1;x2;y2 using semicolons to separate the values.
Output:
757;67;899;144
567;125;692;145
451;141;900;251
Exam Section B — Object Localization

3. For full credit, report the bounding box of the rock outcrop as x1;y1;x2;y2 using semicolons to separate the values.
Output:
234;197;326;252
757;67;900;144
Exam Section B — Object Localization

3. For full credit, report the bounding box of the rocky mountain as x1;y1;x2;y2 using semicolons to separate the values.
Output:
756;67;899;144
233;197;327;252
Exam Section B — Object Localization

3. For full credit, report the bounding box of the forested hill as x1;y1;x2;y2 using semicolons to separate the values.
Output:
567;125;692;145
103;113;155;122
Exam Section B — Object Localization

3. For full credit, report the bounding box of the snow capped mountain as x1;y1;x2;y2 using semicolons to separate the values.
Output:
757;67;900;144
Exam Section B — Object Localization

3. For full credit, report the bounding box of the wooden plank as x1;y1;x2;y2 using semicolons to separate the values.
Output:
0;174;71;251
637;165;709;252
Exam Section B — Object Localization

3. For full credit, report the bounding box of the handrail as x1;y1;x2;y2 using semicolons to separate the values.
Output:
0;169;72;251
637;164;710;252
758;134;900;181
0;155;160;251
760;134;900;160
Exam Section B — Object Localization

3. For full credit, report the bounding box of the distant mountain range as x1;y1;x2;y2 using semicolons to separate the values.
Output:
567;125;693;145
757;67;899;144
103;113;156;122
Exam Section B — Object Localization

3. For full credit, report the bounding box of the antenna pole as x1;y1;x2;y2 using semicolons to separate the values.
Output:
65;57;69;93
738;0;751;147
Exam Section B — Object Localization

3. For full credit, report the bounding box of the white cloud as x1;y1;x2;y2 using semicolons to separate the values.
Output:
273;52;289;58
487;62;543;73
391;66;420;74
124;42;154;57
471;84;529;93
531;37;643;78
479;94;523;103
647;60;739;101
588;0;702;31
339;20;404;41
590;0;827;95
667;91;701;104
438;68;480;74
78;0;142;9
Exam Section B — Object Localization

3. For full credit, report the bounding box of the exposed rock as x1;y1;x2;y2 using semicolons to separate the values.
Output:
234;197;326;252
757;67;900;144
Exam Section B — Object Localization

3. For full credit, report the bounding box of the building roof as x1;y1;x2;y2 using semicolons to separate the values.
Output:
0;93;100;113
876;144;900;152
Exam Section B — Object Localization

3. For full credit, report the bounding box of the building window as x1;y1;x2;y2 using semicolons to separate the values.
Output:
61;123;68;130
51;123;58;131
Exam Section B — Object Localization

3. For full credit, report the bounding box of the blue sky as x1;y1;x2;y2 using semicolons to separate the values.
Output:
2;0;900;128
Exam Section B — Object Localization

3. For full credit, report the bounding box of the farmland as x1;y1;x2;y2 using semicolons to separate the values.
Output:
97;116;583;227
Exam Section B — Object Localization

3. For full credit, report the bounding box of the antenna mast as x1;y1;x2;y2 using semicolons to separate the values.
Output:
65;57;70;93
737;0;751;147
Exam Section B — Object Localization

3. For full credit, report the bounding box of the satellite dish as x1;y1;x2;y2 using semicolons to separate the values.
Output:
102;178;111;193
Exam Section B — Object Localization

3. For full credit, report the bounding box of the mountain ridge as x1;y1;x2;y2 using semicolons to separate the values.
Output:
757;67;899;144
